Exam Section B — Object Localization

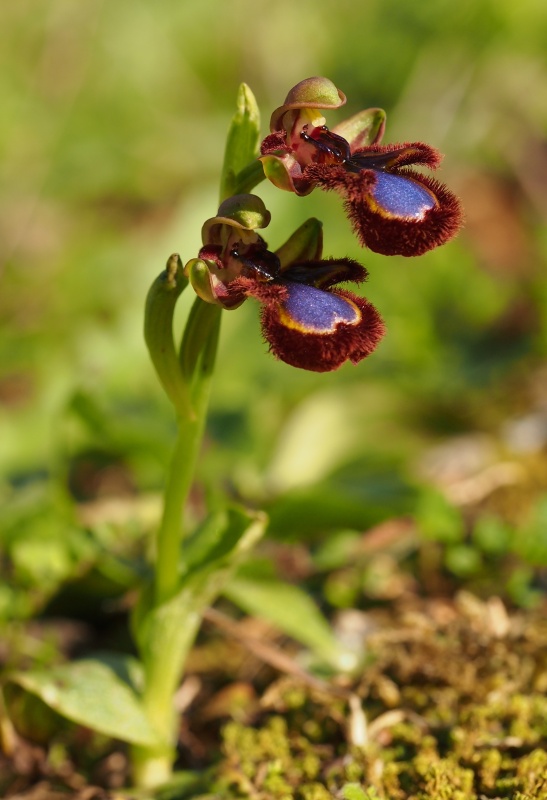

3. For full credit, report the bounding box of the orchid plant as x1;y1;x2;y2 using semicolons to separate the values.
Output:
3;78;462;791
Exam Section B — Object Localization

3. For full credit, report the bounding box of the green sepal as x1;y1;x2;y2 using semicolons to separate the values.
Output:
260;154;299;193
220;83;261;202
144;254;191;417
333;107;386;149
202;193;271;246
275;218;323;270
270;76;346;131
185;257;219;306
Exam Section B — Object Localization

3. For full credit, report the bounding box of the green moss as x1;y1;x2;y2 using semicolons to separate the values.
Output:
216;598;547;799
299;783;333;800
416;758;476;800
516;748;547;796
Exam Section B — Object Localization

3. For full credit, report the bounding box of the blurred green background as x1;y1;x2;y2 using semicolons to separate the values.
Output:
1;0;547;623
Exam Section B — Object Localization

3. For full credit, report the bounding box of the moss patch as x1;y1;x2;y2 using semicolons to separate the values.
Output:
216;594;547;799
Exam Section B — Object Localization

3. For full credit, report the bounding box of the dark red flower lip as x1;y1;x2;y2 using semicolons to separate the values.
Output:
261;284;385;372
305;159;463;257
231;257;385;372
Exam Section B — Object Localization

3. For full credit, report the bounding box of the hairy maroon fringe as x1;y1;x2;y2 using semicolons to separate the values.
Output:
260;291;385;372
260;131;289;155
229;276;289;303
345;171;463;256
308;165;463;256
198;244;224;266
304;162;373;191
335;290;386;362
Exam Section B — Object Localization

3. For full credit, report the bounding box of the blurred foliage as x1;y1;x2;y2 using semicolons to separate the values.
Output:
1;0;547;628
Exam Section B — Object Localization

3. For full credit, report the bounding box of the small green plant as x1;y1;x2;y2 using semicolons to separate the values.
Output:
2;78;462;790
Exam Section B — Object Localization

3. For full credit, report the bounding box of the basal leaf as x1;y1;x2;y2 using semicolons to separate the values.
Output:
6;656;159;746
225;575;358;672
134;507;267;718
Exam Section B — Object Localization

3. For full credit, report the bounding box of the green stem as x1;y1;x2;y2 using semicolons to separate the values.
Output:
154;299;222;604
135;80;264;788
131;749;173;791
154;418;202;604
132;301;222;788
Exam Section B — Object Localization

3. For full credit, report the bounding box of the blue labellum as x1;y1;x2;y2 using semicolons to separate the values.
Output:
281;282;359;333
371;171;436;219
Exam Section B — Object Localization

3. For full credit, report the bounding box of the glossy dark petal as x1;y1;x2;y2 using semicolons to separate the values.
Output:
347;142;442;172
281;257;367;288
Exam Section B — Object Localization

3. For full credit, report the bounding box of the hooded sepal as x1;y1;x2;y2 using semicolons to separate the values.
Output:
201;194;271;247
270;76;346;133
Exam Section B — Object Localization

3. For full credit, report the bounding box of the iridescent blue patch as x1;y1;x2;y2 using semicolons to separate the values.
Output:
281;282;359;333
371;171;436;219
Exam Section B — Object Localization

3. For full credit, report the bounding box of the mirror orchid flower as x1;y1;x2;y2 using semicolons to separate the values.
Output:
185;194;385;372
260;77;463;257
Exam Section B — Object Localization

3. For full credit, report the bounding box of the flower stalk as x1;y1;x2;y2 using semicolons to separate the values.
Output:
133;84;262;788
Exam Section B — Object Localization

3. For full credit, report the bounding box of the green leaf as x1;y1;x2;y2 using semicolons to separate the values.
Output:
444;543;482;577
472;513;511;555
5;656;159;747
220;83;260;201
144;254;191;416
179;297;222;396
134;508;267;739
183;508;258;575
225;575;357;672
